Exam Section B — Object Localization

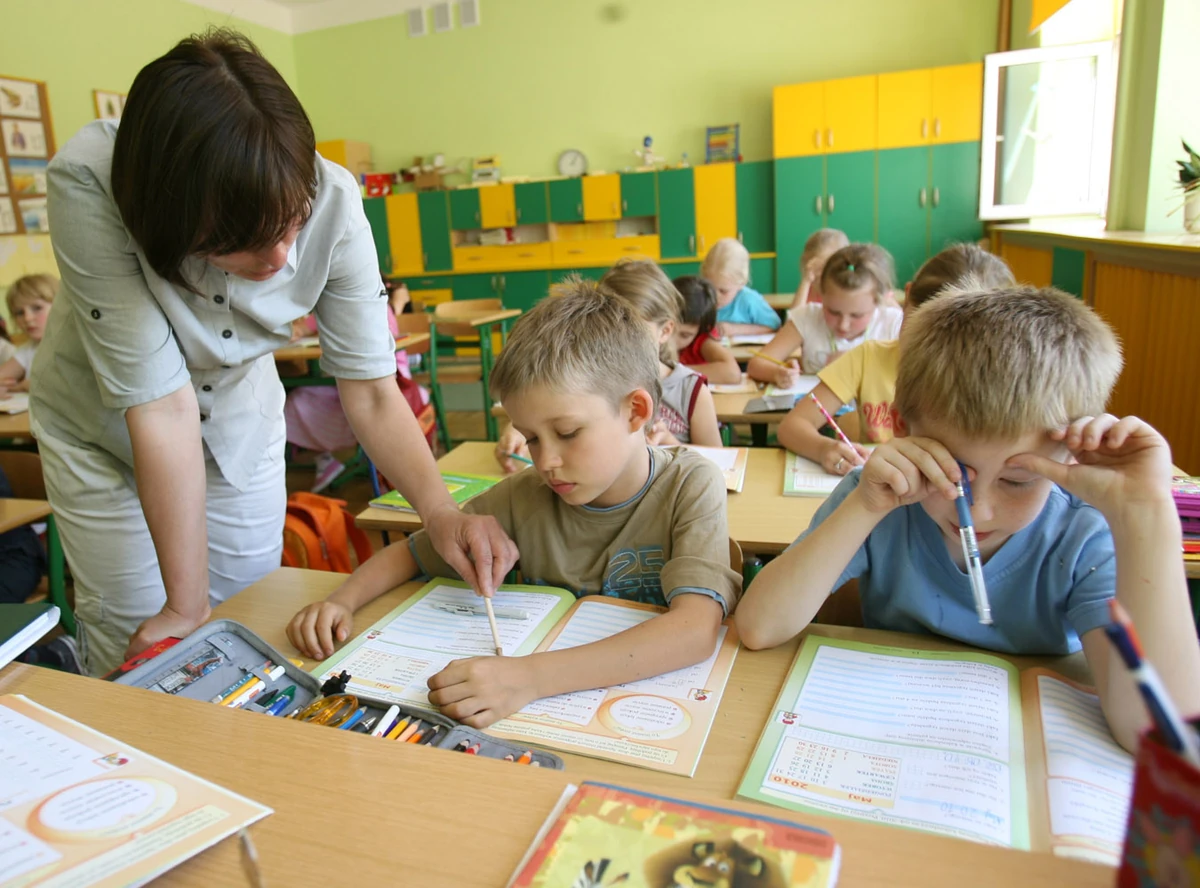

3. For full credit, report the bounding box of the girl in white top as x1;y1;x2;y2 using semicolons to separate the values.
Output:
0;274;56;395
747;243;902;388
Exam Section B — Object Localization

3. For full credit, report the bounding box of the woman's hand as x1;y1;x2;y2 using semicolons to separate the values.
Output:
125;601;212;662
424;504;520;598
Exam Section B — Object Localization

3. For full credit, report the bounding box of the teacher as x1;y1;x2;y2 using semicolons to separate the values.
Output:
31;30;518;676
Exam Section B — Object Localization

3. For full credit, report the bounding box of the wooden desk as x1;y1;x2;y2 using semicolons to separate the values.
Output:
765;292;794;310
453;308;522;328
0;410;31;440
0;661;1109;888
0;497;50;534
272;333;430;363
356;442;817;557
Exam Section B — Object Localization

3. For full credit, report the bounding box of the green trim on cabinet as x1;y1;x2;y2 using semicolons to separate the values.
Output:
417;191;453;272
1051;247;1087;299
362;196;392;274
620;172;657;217
548;178;584;223
658;169;697;259
514;182;549;225
449;187;482;230
736;161;775;254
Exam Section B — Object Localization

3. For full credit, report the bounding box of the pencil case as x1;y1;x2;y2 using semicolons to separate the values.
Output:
110;619;564;769
1117;719;1200;887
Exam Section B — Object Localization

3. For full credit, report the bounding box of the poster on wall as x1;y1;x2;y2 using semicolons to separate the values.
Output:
93;89;126;121
0;74;55;235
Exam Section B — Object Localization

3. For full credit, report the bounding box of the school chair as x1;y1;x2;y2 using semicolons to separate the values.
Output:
729;537;750;590
813;578;863;627
0;450;74;636
430;299;511;442
395;312;457;452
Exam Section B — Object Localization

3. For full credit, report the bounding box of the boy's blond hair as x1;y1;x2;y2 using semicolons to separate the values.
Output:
599;259;683;364
907;243;1014;309
801;228;850;267
895;286;1122;438
491;277;662;413
5;274;58;316
700;237;750;289
820;243;894;304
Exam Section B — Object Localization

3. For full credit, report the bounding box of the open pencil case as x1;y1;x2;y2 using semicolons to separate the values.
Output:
110;619;564;769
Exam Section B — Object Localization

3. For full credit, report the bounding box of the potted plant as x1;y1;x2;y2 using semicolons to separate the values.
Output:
1176;139;1200;233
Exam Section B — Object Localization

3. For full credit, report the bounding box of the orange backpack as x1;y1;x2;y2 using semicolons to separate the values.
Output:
281;492;373;573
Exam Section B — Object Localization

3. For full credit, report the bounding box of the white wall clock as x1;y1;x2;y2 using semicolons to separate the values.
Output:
557;149;588;177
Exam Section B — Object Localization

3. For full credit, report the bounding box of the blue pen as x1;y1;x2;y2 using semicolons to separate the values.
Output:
955;461;992;625
338;706;368;731
264;686;296;717
1105;600;1200;765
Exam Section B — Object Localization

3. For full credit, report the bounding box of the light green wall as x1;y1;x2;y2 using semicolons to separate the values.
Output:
294;0;999;180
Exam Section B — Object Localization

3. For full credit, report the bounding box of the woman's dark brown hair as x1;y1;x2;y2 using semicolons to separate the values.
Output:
820;243;896;304
672;275;718;336
112;28;316;290
907;243;1015;309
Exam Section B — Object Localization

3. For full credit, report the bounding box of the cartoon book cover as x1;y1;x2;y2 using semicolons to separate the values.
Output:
509;781;840;888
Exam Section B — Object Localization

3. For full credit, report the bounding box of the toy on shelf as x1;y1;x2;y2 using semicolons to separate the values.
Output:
705;124;741;163
634;135;662;169
471;155;502;184
361;172;396;198
400;154;460;192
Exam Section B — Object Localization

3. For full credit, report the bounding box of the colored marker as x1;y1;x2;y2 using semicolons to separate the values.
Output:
516;750;533;765
385;716;412;741
211;659;274;703
396;719;423;742
954;461;992;625
453;740;471;752
505;452;534;466
257;689;280;709
503;753;515;762
464;743;480;755
224;665;288;708
372;705;401;738
338;707;368;731
1106;600;1200;765
264;686;296;717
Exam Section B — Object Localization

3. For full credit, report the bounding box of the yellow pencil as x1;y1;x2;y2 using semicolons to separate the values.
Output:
751;350;790;368
384;715;411;740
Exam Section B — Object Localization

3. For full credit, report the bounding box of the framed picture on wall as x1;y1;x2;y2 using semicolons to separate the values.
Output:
0;73;55;235
93;90;126;121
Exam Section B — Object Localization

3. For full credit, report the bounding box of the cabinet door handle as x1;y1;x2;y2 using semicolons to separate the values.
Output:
826;128;833;148
932;187;940;208
688;234;695;254
516;208;522;222
814;195;823;215
476;211;480;223
698;235;706;253
622;199;627;213
491;275;497;287
934;118;941;138
921;118;928;140
813;129;821;148
422;252;427;268
738;231;744;243
612;202;618;215
828;194;835;213
499;275;506;290
577;203;583;216
919;188;927;208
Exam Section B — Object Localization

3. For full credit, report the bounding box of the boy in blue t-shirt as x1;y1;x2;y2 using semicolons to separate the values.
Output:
701;237;781;335
736;286;1200;751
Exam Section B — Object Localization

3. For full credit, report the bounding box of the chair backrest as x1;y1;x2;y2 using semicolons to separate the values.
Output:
394;312;433;356
0;450;46;500
814;578;863;627
434;298;502;320
728;537;743;578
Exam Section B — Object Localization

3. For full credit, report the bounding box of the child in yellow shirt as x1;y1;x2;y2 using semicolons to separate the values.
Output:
777;244;1014;474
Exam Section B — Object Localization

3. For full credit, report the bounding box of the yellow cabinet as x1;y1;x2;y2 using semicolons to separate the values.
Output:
582;174;622;221
478;183;516;228
931;63;983;144
315;139;371;176
773;82;824;158
693;163;736;258
878;68;933;149
385;192;423;275
823;75;878;154
453;242;553;272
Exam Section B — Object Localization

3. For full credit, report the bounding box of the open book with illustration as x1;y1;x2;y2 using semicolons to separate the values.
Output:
369;472;499;513
672;445;749;493
736;635;1134;865
508;781;841;888
315;580;740;776
0;695;270;888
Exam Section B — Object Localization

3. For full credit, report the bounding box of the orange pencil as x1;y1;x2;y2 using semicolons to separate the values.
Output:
515;750;533;765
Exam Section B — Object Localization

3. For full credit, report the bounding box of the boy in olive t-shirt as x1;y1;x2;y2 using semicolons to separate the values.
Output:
287;279;740;728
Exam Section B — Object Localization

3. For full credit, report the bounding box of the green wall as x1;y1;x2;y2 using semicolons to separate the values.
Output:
294;0;999;181
0;0;297;154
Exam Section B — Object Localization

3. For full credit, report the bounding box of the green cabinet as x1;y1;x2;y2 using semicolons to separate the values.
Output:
929;141;982;257
514;182;549;225
659;260;702;280
749;257;775;293
548;179;584;223
1051;247;1086;298
825;151;876;245
620;172;657;217
500;271;551;312
658;169;696;259
736;161;775;254
417;191;453;272
362;196;391;273
774;156;824;293
449;188;482;230
451;273;497;301
877;147;931;283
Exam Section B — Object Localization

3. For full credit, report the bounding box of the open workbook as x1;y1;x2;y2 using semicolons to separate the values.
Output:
315;580;740;776
671;445;749;492
736;636;1134;865
0;695;270;888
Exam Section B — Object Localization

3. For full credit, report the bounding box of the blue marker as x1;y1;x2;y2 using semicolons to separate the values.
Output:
955;461;992;625
338;706;368;731
264;686;296;717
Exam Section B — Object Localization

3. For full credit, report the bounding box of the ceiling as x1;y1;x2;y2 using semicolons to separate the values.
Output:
180;0;431;35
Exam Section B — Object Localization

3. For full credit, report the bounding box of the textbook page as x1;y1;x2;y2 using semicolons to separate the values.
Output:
674;445;749;492
783;452;841;497
765;375;821;398
0;695;269;888
1026;670;1134;865
737;636;1030;849
490;598;740;777
315;580;575;708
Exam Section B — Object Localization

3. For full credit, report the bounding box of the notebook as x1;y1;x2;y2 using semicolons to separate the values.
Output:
728;332;775;346
765;376;820;398
0;602;58;670
673;445;749;492
0;393;29;415
0;694;271;887
737;635;1134;865
315;579;740;776
369;471;499;513
508;781;841;888
707;374;760;395
782;452;842;497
